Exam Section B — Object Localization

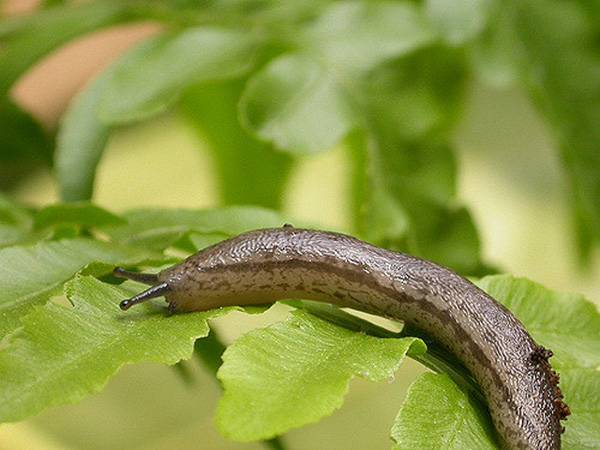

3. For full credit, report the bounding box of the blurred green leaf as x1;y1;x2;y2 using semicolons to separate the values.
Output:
240;54;354;154
425;0;492;46
0;195;34;247
55;37;164;202
300;1;435;73
0;99;52;189
560;368;600;449
512;0;600;264
470;3;520;87
0;275;232;423
98;28;260;124
34;202;125;230
476;275;600;370
0;238;160;340
181;79;294;209
391;373;498;449
216;310;425;441
239;1;436;154
351;49;483;274
101;206;286;250
0;1;134;97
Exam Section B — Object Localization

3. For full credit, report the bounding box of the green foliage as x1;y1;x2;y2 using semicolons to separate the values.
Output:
0;238;160;340
180;80;294;209
216;310;425;441
391;373;498;449
97;28;260;124
0;275;232;422
0;199;597;448
476;275;600;449
2;0;600;448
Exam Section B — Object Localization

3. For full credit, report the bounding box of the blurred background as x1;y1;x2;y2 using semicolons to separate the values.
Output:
1;0;599;449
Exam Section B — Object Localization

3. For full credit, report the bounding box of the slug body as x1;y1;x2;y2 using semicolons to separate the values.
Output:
117;228;567;449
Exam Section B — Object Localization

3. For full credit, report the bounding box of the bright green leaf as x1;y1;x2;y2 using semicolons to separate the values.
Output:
560;368;600;449
216;310;425;441
98;28;259;124
0;275;231;423
391;373;498;450
0;238;160;340
101;206;286;250
302;1;436;72
240;54;355;154
476;274;600;369
34;202;125;230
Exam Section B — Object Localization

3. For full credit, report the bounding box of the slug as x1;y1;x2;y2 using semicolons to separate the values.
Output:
115;227;569;449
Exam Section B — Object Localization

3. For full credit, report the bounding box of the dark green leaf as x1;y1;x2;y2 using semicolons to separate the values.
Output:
512;0;600;264
0;99;52;189
180;79;294;209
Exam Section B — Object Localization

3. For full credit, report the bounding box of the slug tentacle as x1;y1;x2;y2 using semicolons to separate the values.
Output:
113;268;159;285
119;282;170;310
116;228;567;449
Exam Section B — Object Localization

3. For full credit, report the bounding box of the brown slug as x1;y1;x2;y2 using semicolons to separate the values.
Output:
115;226;568;449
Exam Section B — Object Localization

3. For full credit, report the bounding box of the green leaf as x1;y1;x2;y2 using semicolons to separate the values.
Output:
350;49;483;274
560;368;600;449
391;373;498;450
0;195;34;248
55;36;163;202
301;1;435;73
476;274;600;370
0;99;52;189
511;0;600;263
34;202;125;230
0;1;133;96
240;54;355;154
101;206;286;250
476;275;600;447
98;27;259;124
0;238;160;340
425;0;492;46
0;275;231;423
216;310;425;441
181;79;295;209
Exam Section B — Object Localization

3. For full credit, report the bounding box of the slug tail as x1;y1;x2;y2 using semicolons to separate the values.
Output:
119;283;170;310
113;267;159;285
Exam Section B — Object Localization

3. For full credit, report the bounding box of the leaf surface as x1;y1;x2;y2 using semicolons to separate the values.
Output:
98;27;259;124
0;239;159;339
216;310;425;441
0;276;230;422
391;373;498;450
